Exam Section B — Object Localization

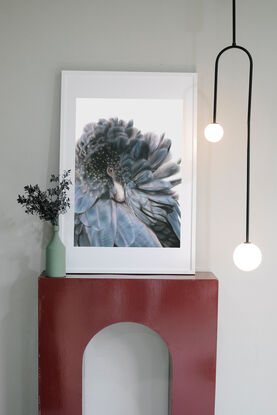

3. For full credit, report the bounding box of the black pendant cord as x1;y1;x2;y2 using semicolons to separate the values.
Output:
212;0;253;244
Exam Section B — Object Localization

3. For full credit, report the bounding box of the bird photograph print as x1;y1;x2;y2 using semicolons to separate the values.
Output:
74;117;182;248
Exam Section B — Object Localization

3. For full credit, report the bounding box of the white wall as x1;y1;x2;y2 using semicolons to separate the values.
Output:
0;0;276;414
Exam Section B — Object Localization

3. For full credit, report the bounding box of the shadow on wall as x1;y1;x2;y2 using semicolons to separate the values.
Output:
0;261;37;414
0;213;52;415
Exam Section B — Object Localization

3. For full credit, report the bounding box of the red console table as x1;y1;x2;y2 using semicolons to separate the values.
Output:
39;273;218;415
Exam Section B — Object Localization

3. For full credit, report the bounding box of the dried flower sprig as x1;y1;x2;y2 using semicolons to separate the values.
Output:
17;170;72;226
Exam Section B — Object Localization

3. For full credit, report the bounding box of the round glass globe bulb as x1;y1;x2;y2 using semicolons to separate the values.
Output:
233;242;262;272
204;123;224;143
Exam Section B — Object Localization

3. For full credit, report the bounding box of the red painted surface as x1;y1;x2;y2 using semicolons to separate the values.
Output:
39;273;218;415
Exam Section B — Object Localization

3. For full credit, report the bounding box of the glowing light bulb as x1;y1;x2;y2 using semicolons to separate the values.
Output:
204;123;224;142
233;242;262;272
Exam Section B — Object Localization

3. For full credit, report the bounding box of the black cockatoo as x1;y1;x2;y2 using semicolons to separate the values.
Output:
74;118;181;247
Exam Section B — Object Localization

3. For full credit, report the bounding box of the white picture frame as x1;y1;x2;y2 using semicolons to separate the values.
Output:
60;71;197;275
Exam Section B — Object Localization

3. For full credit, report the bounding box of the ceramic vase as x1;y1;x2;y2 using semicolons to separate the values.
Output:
46;224;66;277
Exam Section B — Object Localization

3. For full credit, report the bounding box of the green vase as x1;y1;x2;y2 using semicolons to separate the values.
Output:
46;225;66;278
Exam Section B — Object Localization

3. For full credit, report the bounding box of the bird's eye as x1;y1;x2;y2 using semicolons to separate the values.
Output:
107;167;114;177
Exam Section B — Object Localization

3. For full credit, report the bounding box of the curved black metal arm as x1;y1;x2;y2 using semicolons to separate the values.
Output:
212;0;253;243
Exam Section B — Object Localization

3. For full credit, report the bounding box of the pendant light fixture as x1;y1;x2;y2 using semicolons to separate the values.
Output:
204;0;262;271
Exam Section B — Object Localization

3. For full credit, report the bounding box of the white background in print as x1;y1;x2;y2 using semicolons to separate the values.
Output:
76;98;183;163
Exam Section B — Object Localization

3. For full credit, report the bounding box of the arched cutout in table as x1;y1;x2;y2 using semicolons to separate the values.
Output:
83;322;172;415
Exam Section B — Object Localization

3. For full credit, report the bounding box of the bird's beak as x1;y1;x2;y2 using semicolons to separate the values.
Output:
107;167;125;203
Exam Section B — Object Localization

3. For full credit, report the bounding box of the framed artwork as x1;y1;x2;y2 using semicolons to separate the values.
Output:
60;71;197;274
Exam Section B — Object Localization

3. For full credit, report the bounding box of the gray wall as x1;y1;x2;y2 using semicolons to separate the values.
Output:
0;0;276;414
